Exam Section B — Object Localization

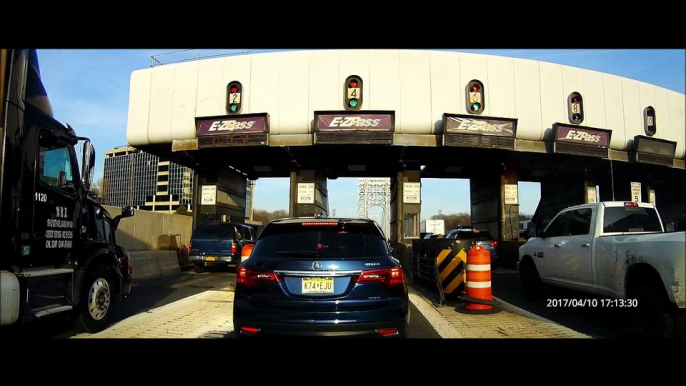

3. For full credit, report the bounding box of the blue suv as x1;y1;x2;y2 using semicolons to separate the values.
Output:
233;217;410;338
188;221;257;273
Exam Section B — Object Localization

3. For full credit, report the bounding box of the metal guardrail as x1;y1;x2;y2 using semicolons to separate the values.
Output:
150;49;252;67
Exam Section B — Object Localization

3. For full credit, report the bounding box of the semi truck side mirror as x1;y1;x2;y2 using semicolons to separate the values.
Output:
112;206;135;231
121;206;135;218
80;139;95;191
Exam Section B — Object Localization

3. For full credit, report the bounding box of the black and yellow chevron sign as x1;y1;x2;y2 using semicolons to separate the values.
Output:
436;248;467;295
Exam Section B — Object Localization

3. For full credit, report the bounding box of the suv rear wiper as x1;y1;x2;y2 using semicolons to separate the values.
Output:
274;250;319;257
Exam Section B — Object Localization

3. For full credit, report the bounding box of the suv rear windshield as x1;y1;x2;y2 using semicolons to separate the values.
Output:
603;206;662;233
251;222;387;259
192;223;236;239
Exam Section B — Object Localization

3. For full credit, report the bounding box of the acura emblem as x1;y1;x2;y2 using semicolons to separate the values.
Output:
312;261;323;270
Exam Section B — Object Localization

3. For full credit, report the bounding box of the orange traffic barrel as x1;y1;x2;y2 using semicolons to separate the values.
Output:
456;245;499;314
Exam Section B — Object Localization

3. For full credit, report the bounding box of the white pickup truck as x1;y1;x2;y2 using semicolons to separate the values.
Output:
518;201;685;338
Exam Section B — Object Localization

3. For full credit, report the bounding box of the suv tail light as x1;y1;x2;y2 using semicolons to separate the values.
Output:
237;267;281;287
356;267;404;287
490;241;498;247
240;326;260;335
376;328;400;337
241;243;254;262
188;241;192;253
231;241;237;254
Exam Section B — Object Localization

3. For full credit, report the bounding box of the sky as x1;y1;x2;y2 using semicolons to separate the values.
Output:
35;48;685;221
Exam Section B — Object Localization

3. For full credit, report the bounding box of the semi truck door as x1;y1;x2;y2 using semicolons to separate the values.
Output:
28;130;79;267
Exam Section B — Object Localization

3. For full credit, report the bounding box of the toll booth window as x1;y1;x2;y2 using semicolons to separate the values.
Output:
39;144;74;192
403;213;419;239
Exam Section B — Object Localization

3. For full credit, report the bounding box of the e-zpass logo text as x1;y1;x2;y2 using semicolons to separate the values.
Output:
563;130;601;143
328;117;381;127
207;120;256;131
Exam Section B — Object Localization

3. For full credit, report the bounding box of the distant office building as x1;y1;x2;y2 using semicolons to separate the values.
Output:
103;146;194;213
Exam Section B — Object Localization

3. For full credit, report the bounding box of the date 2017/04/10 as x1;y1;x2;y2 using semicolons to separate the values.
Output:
546;298;638;308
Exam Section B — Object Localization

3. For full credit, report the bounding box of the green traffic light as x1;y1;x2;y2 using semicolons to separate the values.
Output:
471;102;481;111
230;104;238;112
349;99;358;108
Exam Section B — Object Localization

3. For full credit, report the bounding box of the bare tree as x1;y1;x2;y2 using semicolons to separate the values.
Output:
431;212;472;231
175;206;192;216
253;209;289;225
92;178;111;204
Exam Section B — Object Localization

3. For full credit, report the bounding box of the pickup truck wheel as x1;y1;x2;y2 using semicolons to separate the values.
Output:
633;285;674;338
520;263;544;300
194;264;206;273
73;266;115;333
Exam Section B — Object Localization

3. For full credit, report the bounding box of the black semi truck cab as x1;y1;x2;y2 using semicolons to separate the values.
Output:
1;49;135;332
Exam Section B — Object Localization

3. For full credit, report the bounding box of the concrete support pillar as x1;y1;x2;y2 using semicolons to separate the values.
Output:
289;168;328;217
389;166;421;283
470;177;499;239
596;160;686;226
191;167;248;226
531;178;588;233
469;164;519;242
651;181;686;228
584;180;598;204
390;167;421;244
501;164;520;241
389;178;398;243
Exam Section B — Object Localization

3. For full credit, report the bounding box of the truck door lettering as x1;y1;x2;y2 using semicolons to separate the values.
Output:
56;206;68;218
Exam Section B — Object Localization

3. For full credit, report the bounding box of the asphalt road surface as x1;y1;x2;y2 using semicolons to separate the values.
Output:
1;268;442;339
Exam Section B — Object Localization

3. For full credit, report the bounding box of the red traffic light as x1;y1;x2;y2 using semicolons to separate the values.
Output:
466;80;485;115
344;75;363;110
227;81;243;114
568;92;584;124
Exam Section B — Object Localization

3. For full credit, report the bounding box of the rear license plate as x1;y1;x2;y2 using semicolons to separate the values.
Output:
302;277;334;294
205;256;216;261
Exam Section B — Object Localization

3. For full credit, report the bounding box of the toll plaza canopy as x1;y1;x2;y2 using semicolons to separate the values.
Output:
127;49;685;177
124;49;686;244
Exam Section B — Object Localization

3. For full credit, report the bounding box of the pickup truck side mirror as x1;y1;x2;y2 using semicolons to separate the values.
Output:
535;228;545;238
